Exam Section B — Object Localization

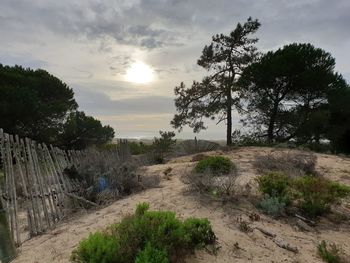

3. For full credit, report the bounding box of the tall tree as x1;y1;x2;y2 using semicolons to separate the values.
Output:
327;86;350;153
171;17;261;145
59;111;115;150
0;64;77;143
238;43;347;143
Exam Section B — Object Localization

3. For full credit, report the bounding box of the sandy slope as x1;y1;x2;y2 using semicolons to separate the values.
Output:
12;147;350;263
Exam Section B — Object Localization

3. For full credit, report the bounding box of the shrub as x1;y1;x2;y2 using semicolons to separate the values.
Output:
70;232;119;263
129;141;152;155
254;151;317;177
258;196;286;217
182;218;216;248
185;168;238;197
256;172;290;200
317;240;345;263
71;203;217;263
195;156;234;175
293;176;350;217
256;172;350;218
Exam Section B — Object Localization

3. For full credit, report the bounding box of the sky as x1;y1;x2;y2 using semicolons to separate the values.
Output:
1;0;350;139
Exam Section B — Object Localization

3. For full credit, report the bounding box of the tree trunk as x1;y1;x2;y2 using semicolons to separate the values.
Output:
267;101;279;143
226;87;232;146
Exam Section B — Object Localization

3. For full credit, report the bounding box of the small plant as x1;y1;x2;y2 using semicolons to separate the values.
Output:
258;196;286;217
256;172;290;201
237;219;252;233
317;240;345;263
71;203;217;263
195;156;234;175
163;167;173;180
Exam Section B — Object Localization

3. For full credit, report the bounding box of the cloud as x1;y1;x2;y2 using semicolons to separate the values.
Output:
74;86;175;116
1;0;350;138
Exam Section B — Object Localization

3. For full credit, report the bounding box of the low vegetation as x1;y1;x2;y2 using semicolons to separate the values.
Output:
254;151;317;177
194;156;234;175
71;203;217;263
65;149;160;205
317;240;347;263
185;156;238;197
257;172;350;218
258;196;286;217
176;139;219;155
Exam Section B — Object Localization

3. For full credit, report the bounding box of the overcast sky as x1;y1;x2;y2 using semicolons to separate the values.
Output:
1;0;349;139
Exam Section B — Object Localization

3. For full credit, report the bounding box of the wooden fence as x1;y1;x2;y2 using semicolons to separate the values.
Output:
0;128;129;246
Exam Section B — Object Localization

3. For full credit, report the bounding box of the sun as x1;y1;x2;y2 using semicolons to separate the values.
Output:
125;61;155;84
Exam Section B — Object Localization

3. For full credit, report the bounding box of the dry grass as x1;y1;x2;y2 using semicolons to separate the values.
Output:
254;150;317;177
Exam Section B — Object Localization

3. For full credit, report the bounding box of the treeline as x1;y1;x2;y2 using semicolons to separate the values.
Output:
0;64;114;149
172;17;350;153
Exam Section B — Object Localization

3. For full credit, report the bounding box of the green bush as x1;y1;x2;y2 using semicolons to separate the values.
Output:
70;232;119;263
182;218;216;248
256;172;290;200
256;173;350;218
195;156;234;175
258;196;286;217
135;243;169;263
293;176;350;217
71;203;216;263
317;240;344;263
129;141;152;155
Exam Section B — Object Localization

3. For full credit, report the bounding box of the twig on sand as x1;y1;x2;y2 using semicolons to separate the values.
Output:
65;193;98;207
273;238;299;253
255;227;298;253
255;227;276;238
295;213;315;226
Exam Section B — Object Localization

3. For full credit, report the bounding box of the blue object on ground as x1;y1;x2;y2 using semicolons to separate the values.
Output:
97;177;108;192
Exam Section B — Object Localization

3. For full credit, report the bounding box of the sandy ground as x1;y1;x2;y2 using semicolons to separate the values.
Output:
12;147;350;263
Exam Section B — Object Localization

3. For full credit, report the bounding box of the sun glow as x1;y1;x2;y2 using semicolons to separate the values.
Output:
125;61;155;84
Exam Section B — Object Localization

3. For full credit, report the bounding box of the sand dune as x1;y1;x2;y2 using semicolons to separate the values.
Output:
13;147;350;263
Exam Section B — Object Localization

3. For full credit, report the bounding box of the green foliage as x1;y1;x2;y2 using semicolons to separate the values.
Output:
182;218;216;248
0;64;77;144
293;176;350;217
258;196;286;217
327;86;350;154
256;172;350;218
238;43;348;144
59;111;115;150
256;172;290;200
171;17;261;146
151;131;177;164
0;64;115;149
70;232;119;263
71;203;216;263
135;202;150;216
128;141;152;155
135;243;169;263
317;240;343;263
195;156;234;175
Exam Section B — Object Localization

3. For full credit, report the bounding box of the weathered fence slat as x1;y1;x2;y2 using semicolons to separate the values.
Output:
0;128;130;246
